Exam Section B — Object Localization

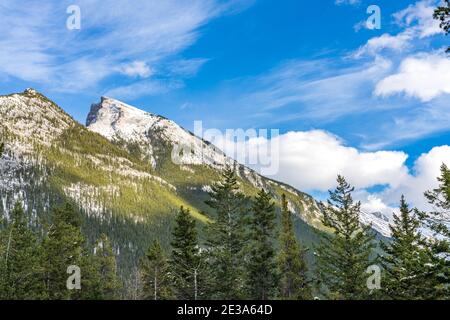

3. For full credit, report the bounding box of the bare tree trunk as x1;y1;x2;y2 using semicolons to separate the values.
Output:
194;269;198;301
5;228;13;267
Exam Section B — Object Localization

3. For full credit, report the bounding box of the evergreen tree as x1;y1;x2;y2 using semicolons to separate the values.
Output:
422;164;450;298
140;240;172;300
380;196;438;299
204;166;248;299
41;202;85;300
245;189;278;300
315;175;376;300
278;194;312;300
81;234;122;300
0;201;44;299
170;206;204;300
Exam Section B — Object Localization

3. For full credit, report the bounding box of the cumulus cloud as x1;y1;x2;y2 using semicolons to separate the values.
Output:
379;146;450;210
375;53;450;101
210;129;450;216
213;129;409;191
267;131;409;191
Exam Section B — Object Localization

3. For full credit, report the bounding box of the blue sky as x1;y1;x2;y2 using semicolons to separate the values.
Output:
1;0;450;214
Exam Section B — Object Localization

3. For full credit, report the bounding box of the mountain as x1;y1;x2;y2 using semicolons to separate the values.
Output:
85;96;392;237
0;89;331;276
0;89;393;279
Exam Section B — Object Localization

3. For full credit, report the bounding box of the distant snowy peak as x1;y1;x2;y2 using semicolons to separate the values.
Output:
360;211;391;237
86;96;231;168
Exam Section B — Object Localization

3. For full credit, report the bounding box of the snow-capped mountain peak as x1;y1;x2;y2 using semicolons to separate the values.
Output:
86;96;159;140
86;96;230;169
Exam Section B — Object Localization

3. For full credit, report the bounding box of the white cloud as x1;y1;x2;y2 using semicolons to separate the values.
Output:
377;145;450;211
217;129;409;191
167;58;209;77
104;80;183;100
216;129;450;215
359;194;397;217
355;0;442;57
353;20;370;32
227;57;393;122
375;53;450;101
394;0;442;38
354;31;414;57
0;0;250;93
120;61;153;78
335;0;361;6
270;131;409;191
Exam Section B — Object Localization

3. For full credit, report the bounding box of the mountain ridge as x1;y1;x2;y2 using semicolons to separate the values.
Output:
0;89;391;237
1;89;330;275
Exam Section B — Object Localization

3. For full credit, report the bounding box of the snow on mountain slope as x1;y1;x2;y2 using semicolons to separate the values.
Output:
0;89;392;237
360;211;391;237
87;97;232;169
0;90;184;220
0;89;73;146
85;96;392;236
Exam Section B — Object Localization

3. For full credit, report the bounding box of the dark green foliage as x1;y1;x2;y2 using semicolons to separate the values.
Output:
204;167;248;299
245;189;278;300
0;202;44;299
434;0;450;52
170;206;204;300
278;194;312;300
380;196;438;299
424;164;450;239
81;234;122;300
315;176;376;300
140;240;173;300
41;203;85;300
422;164;450;298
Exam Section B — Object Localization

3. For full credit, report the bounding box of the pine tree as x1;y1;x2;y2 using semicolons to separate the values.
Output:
170;206;204;300
83;234;122;300
315;175;376;300
0;201;44;299
140;240;172;300
245;189;278;300
41;202;85;300
422;164;450;298
380;196;438;299
204;166;248;299
278;194;312;300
